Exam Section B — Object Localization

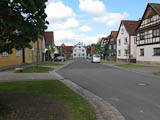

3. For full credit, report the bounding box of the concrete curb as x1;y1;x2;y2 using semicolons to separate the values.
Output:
53;60;75;72
54;72;125;120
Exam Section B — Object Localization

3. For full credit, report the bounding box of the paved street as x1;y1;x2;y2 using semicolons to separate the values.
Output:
57;59;160;120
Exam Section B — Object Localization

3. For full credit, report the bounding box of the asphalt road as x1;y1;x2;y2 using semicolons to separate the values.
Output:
57;59;160;120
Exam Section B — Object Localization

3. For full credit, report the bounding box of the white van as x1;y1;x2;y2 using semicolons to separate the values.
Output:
91;54;101;63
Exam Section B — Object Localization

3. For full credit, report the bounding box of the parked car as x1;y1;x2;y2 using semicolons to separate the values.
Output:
54;56;66;62
91;54;101;63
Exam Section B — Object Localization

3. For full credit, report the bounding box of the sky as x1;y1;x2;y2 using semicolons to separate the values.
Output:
45;0;160;46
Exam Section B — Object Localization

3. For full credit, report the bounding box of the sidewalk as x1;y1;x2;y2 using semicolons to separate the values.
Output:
0;60;73;82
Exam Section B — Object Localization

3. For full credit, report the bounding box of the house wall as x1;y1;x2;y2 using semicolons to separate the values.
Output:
117;24;129;60
130;36;137;59
0;37;43;67
136;44;160;62
73;43;87;58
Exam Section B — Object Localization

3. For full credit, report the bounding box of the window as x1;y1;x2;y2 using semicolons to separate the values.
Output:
2;52;8;57
121;29;124;34
75;49;77;52
124;37;128;44
153;48;160;56
134;37;137;44
82;54;85;56
124;49;129;56
82;49;84;52
153;28;160;37
16;50;20;57
140;32;145;40
118;39;121;45
109;45;111;50
118;50;121;56
140;49;144;56
114;45;116;49
74;54;76;56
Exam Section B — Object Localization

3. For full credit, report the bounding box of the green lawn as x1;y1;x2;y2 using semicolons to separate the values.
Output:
40;62;64;66
0;80;96;120
23;66;53;73
153;72;160;76
115;64;151;68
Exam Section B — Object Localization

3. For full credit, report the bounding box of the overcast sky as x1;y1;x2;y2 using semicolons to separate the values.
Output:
45;0;159;46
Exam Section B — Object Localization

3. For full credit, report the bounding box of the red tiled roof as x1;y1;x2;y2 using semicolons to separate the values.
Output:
57;46;74;53
111;31;118;40
101;37;107;40
122;20;140;35
44;32;54;45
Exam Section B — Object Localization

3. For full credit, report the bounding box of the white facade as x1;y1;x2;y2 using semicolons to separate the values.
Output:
117;24;137;61
73;42;87;58
136;43;160;62
136;4;160;64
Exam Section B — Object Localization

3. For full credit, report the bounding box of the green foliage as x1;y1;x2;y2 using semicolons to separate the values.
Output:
86;45;91;55
103;43;109;57
0;0;48;53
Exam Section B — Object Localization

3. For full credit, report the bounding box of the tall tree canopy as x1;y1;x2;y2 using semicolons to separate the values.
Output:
0;0;48;53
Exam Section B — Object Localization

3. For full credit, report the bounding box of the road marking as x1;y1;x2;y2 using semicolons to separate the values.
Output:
110;97;120;101
140;110;144;113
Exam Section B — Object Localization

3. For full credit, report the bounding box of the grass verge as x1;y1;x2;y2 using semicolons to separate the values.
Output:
115;64;151;68
40;62;64;66
153;72;160;76
0;80;96;120
101;60;116;64
23;66;53;73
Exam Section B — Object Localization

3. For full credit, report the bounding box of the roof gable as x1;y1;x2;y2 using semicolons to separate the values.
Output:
111;31;118;40
122;20;140;36
137;3;160;30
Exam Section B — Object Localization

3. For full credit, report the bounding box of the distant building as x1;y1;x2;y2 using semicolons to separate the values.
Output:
108;31;118;61
0;35;44;67
44;31;54;61
136;3;160;65
56;45;73;59
73;42;87;58
117;20;140;63
91;46;96;55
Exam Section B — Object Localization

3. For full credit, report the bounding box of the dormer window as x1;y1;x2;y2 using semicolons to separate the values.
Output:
121;29;124;34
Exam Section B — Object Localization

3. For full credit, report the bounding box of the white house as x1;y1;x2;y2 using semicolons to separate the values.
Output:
117;20;140;62
136;3;160;65
73;42;87;58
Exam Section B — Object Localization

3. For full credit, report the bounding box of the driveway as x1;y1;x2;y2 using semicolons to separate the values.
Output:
57;59;160;120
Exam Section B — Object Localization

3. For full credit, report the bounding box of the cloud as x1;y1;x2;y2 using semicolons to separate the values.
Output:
93;12;128;26
45;1;74;20
53;29;105;46
52;18;80;30
79;0;105;15
80;25;92;32
76;34;106;45
54;30;77;45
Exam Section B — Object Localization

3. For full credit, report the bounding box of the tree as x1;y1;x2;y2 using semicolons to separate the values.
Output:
103;43;110;60
0;0;48;53
86;45;91;55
